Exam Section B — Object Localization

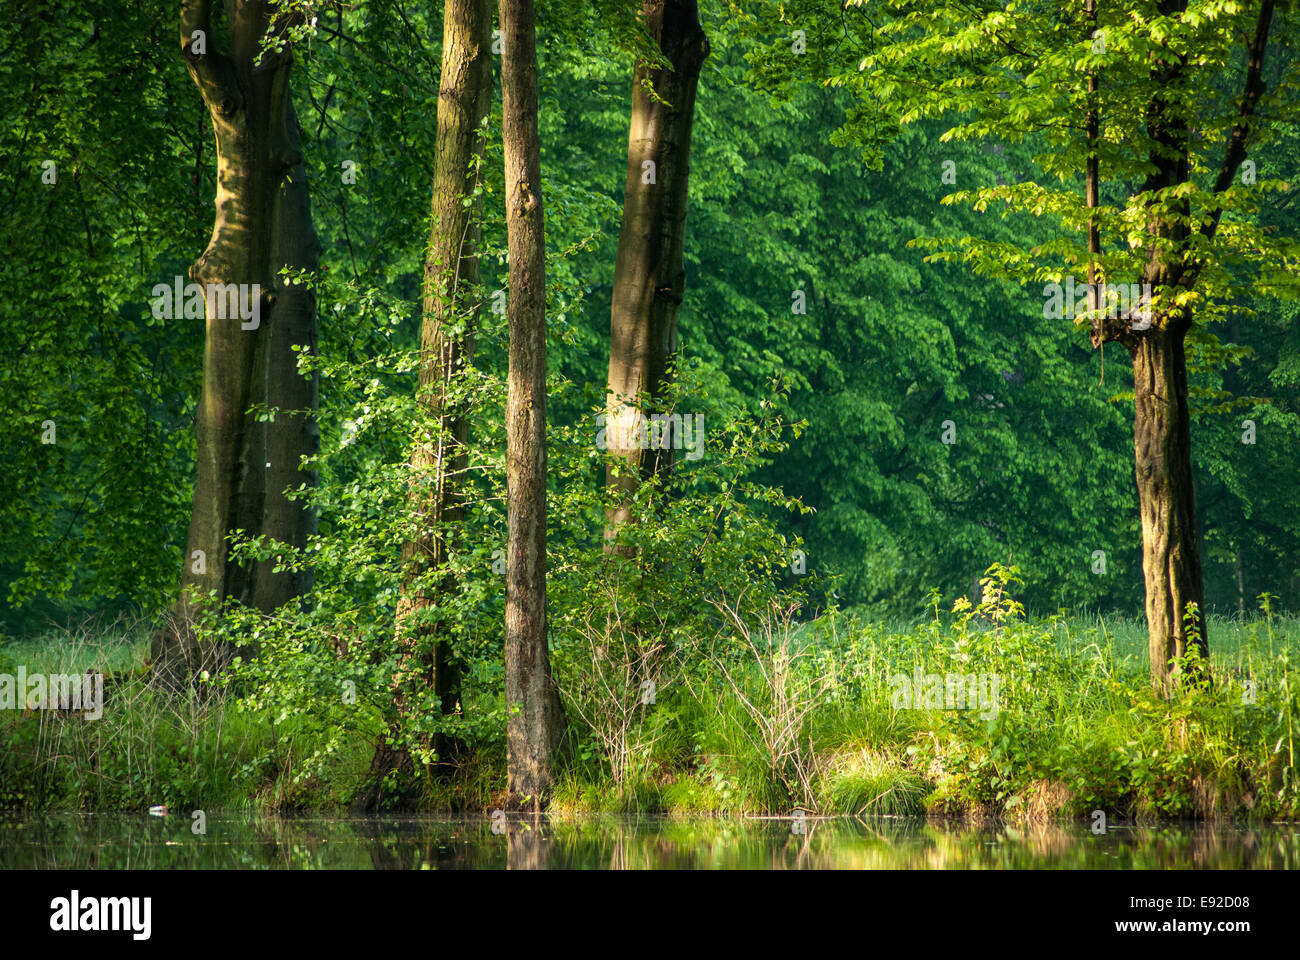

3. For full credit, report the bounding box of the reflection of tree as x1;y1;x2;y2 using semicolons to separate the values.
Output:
606;825;623;870
354;816;413;870
508;815;551;870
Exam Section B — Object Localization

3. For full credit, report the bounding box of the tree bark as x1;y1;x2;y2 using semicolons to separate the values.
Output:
257;93;321;612
500;0;564;809
151;0;319;688
604;0;709;546
360;0;493;807
1130;324;1207;695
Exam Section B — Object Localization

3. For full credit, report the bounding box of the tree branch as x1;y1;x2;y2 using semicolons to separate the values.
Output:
180;0;242;114
1202;0;1275;244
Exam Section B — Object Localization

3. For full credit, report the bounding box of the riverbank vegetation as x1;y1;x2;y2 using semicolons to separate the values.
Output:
2;2;1298;822
5;590;1297;821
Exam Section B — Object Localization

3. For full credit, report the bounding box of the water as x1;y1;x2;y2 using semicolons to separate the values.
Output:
2;815;1297;869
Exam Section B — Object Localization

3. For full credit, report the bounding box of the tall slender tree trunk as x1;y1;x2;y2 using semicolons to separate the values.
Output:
1123;0;1272;697
152;0;319;688
1083;0;1101;313
1130;322;1207;695
1236;548;1246;621
1088;0;1271;696
359;0;493;808
500;0;563;809
1124;4;1216;695
604;0;709;546
1082;0;1207;694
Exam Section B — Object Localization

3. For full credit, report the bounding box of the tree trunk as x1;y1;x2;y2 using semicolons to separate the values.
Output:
604;0;709;546
151;0;318;688
1098;8;1219;697
1236;547;1246;621
1087;0;1273;696
500;0;564;810
1130;324;1208;695
360;0;493;808
257;93;321;612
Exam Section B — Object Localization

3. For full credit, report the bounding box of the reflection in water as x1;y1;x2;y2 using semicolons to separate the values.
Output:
508;817;551;871
0;814;1296;870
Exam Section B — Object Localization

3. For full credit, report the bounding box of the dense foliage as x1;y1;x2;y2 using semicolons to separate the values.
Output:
1;0;1297;818
5;3;1297;633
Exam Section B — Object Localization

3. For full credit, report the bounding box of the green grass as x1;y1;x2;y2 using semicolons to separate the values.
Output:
2;616;147;675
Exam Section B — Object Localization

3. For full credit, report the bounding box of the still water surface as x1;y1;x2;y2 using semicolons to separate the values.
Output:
1;814;1296;869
